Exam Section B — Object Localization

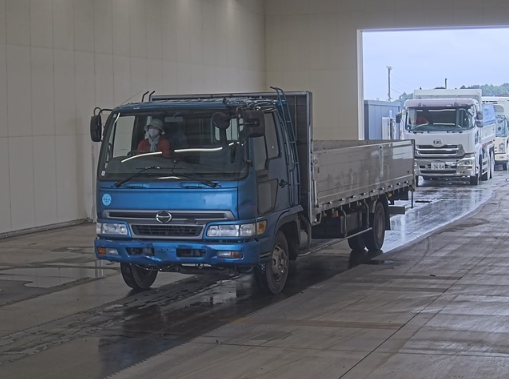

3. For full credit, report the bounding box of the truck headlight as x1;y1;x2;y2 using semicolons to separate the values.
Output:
96;222;128;236
499;143;506;153
207;221;266;237
458;154;475;166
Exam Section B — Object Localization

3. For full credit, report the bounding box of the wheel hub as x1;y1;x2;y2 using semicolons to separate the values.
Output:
271;245;287;282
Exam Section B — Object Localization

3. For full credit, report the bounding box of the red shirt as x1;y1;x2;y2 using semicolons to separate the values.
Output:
137;138;171;158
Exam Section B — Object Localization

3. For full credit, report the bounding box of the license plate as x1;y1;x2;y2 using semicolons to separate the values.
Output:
431;161;446;170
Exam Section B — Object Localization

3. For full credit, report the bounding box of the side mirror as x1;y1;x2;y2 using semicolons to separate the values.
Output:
90;115;102;142
476;111;483;121
242;110;265;138
212;112;231;130
475;119;483;128
395;113;402;123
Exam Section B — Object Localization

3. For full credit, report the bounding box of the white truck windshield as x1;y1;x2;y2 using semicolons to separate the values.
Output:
405;107;473;132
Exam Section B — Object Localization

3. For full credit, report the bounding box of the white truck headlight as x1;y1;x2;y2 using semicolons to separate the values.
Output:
207;221;266;237
96;222;128;236
458;154;475;166
499;143;506;153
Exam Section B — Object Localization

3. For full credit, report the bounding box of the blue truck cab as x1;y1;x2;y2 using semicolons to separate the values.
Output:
90;89;302;294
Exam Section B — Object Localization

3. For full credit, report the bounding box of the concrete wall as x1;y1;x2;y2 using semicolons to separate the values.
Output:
0;0;265;235
265;0;509;141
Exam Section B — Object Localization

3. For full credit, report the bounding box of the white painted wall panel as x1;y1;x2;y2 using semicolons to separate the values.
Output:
93;0;113;55
6;0;30;47
74;0;94;53
112;0;130;57
56;135;78;222
31;47;55;136
113;56;132;106
54;50;76;136
0;44;6;138
0;1;5;45
1;0;266;234
33;136;57;226
52;0;74;51
7;45;32;137
146;0;163;61
0;138;11;233
30;0;53;49
75;52;95;136
9;137;35;230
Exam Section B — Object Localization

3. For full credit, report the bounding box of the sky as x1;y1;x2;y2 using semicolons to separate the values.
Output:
362;28;509;101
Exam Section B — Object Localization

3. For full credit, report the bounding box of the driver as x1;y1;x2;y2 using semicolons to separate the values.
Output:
137;119;171;158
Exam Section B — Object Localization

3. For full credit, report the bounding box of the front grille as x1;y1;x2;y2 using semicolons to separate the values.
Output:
132;224;202;237
105;210;233;222
416;144;461;157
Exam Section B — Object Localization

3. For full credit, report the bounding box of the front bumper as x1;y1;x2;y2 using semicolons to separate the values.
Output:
495;153;509;165
415;158;476;178
94;236;270;267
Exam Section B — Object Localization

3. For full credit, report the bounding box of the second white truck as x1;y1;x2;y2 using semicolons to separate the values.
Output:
483;96;509;170
399;89;496;185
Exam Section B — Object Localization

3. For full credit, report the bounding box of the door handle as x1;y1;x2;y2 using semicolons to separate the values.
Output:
279;179;288;188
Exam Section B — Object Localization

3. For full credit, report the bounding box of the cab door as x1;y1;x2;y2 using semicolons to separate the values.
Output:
251;112;290;216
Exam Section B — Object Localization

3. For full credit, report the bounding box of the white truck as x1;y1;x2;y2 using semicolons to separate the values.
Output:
483;96;509;170
399;89;496;185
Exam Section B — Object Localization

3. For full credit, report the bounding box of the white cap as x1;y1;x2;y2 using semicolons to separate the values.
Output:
144;119;165;134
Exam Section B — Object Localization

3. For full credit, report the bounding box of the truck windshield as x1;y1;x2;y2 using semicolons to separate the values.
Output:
496;115;508;137
405;107;473;132
97;110;248;181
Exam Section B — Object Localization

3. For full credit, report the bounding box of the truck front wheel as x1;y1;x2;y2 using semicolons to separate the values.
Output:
470;169;480;185
348;234;366;251
363;202;386;251
120;263;158;290
254;231;289;294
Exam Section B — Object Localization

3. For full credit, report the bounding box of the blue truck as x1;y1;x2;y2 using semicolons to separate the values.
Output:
90;89;414;294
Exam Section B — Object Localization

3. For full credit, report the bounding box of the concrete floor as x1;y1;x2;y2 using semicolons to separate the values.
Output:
1;173;508;378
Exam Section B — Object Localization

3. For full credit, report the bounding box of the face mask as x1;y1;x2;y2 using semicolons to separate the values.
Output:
148;128;160;138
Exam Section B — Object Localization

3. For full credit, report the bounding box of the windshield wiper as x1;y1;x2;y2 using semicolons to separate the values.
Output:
169;173;218;188
115;165;218;188
114;166;170;187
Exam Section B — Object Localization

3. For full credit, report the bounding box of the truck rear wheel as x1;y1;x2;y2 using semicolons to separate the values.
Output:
120;263;158;290
363;202;386;251
254;231;289;294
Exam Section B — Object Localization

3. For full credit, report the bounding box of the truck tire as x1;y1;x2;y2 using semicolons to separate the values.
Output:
120;263;158;290
347;234;366;251
254;231;289;294
470;160;480;185
363;202;386;251
481;156;489;181
489;151;495;179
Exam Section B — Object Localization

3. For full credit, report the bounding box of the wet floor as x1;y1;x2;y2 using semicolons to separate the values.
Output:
0;172;504;379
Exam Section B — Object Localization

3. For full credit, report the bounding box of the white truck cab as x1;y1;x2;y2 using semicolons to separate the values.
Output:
402;89;496;185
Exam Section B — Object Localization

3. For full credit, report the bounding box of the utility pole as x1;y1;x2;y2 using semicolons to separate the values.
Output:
387;66;392;102
445;78;448;89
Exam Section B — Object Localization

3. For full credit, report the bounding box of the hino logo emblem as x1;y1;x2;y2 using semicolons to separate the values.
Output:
433;139;443;146
155;211;172;224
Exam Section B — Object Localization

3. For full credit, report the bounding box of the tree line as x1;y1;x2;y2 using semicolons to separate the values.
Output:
397;83;509;102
